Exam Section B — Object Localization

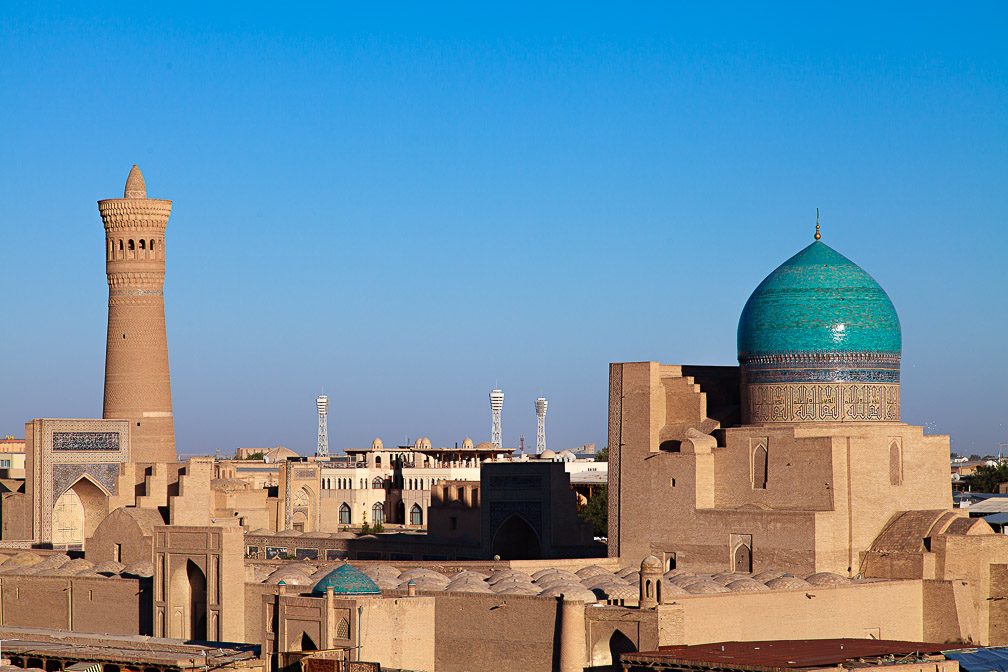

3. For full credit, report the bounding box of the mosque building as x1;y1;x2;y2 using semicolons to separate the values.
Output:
5;169;1008;672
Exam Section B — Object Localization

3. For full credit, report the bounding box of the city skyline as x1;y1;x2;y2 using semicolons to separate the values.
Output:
1;4;1005;455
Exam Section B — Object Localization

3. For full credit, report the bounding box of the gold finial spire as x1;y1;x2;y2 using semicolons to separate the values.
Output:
814;208;821;240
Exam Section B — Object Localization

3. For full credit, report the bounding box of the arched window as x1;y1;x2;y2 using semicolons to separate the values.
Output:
410;504;423;526
753;444;768;489
335;617;349;640
128;239;135;251
139;239;146;250
375;456;382;468
150;239;156;253
372;502;385;525
372;476;384;489
339;503;351;525
119;239;124;251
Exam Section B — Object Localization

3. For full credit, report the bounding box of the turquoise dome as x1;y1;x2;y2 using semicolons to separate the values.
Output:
738;240;901;358
311;564;380;596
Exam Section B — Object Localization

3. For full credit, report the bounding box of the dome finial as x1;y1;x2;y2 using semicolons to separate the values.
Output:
814;208;821;241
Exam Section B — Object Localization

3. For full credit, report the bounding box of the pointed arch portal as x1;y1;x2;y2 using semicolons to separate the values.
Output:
491;514;541;560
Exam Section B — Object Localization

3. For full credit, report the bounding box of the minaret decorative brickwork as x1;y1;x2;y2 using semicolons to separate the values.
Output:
98;165;176;463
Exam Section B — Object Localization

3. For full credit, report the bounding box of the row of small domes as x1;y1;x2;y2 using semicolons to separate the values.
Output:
255;561;862;601
0;552;153;579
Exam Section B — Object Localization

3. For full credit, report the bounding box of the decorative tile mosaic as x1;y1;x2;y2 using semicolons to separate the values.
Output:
747;382;900;423
52;431;120;451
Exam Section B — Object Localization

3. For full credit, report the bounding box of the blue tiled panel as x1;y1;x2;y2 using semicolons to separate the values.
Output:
737;241;901;357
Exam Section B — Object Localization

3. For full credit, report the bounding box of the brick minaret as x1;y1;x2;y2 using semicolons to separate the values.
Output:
98;165;176;463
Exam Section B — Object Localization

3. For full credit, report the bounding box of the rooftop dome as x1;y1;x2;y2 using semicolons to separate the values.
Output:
462;438;474;449
311;563;380;596
372;438;383;450
739;240;900;356
737;235;902;423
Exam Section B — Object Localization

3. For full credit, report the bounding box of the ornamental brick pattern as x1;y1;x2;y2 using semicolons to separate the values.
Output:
98;165;176;464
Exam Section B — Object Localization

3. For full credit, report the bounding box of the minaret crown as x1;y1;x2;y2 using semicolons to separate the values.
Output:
124;164;147;199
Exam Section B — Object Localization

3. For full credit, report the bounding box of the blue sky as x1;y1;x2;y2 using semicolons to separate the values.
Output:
1;3;1005;455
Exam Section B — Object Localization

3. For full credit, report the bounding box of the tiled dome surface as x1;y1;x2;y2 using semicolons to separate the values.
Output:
738;241;901;358
312;563;380;596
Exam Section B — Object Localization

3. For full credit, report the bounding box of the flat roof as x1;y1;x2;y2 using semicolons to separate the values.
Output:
624;639;948;670
0;626;259;670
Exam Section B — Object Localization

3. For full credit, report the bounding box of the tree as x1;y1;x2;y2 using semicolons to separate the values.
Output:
241;451;265;461
578;485;608;538
594;446;608;463
970;463;1008;493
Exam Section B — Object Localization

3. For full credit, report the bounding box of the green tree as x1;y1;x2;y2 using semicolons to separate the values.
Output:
241;451;265;460
971;463;1008;493
578;485;608;538
594;446;608;462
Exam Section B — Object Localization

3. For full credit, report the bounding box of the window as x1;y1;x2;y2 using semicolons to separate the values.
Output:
375;456;382;467
449;516;457;530
372;502;385;525
410;504;423;526
339;503;351;525
114;543;122;563
139;239;146;250
372;476;384;489
457;487;465;502
336;617;350;640
128;239;135;250
752;443;768;489
0;460;9;469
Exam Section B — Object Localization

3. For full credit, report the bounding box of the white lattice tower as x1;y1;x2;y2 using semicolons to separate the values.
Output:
316;394;329;458
535;397;548;453
489;389;504;449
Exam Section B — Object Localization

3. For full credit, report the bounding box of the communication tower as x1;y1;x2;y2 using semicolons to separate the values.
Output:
535;397;548;453
316;394;329;458
489;388;504;449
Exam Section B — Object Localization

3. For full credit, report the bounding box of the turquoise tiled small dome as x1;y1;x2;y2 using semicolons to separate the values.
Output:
311;564;380;596
738;240;901;358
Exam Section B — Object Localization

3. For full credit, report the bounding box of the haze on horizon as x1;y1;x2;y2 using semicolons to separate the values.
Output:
1;4;1005;456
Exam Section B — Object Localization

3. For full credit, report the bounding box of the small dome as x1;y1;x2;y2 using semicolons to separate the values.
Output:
495;583;540;596
266;567;312;586
576;565;612;579
727;578;771;592
124;164;147;199
462;438;474;449
752;570;787;582
420;438;432;450
661;580;689;596
120;561;154;578
397;577;444;592
765;576;812;591
599;583;638;600
641;555;662;572
539;449;557;459
582;574;627;589
487;569;533;584
805;572;851;587
446;580;492;594
685;580;730;594
372;438;383;450
312;564;380;596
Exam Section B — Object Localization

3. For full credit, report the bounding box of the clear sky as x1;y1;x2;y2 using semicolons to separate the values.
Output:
1;3;1005;456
